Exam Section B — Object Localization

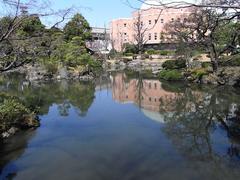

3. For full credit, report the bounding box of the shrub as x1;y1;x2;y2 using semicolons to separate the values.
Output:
0;98;30;132
159;70;184;81
0;98;30;118
162;59;186;70
124;43;137;54
191;68;209;79
146;49;156;55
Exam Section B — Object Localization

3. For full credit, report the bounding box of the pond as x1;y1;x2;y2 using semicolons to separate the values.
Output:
0;72;240;180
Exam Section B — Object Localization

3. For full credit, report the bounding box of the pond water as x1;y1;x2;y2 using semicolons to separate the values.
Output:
0;72;240;180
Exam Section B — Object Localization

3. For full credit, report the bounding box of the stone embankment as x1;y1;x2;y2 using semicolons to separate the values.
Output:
108;59;163;75
9;64;95;82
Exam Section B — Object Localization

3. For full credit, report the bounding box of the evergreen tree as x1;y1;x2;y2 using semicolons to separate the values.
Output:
63;13;91;41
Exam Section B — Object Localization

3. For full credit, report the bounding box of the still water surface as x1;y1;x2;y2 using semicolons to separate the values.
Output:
0;72;240;180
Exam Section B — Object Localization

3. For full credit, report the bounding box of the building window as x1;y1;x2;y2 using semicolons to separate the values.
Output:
124;33;127;36
149;33;152;40
149;20;152;25
141;21;143;26
149;83;152;89
149;97;152;102
155;19;158;24
124;23;127;27
177;18;181;22
171;18;174;22
154;33;157;40
161;19;164;23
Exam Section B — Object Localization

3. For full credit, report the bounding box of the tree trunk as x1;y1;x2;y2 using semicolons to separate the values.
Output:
211;59;218;72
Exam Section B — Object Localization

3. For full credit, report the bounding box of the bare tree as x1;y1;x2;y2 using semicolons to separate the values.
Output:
132;9;163;55
165;3;240;71
135;0;240;10
127;0;240;71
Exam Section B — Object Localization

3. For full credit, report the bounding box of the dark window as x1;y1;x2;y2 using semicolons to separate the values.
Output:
149;33;152;40
149;20;152;25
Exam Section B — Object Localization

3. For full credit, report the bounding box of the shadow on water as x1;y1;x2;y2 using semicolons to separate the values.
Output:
0;71;240;180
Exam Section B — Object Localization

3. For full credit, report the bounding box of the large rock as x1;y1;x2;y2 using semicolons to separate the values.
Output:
26;64;52;81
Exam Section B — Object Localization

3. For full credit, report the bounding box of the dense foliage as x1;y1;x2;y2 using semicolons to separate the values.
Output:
0;93;38;134
162;59;186;70
0;13;100;73
63;13;92;42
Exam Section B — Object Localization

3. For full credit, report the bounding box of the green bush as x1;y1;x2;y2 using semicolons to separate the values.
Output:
162;59;186;70
191;68;209;79
160;50;168;56
0;98;31;132
159;70;184;81
124;43;137;54
146;49;156;55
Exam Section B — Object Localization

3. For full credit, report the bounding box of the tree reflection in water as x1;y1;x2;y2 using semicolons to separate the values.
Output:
111;72;240;166
0;74;96;117
159;83;240;163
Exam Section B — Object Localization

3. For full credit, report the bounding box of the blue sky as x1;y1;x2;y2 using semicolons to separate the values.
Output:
48;0;142;28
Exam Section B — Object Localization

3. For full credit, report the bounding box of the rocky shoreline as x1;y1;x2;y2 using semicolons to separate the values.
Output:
4;64;96;82
1;114;40;139
109;59;240;87
184;67;240;87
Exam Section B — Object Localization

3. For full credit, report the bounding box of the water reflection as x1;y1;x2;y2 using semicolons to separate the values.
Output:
0;72;240;180
110;72;240;163
0;74;96;117
111;72;177;123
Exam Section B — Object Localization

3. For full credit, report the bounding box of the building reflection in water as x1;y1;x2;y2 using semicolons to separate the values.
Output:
110;73;178;123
